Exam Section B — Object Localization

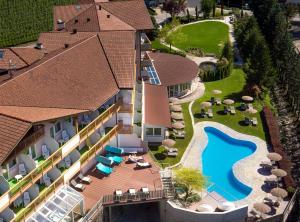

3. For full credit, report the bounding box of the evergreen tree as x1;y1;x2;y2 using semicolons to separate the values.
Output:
201;0;213;19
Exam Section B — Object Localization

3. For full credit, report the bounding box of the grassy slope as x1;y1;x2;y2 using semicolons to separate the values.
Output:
192;69;268;140
149;103;193;167
170;21;229;56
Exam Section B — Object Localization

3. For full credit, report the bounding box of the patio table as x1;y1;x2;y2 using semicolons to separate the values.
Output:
15;174;23;182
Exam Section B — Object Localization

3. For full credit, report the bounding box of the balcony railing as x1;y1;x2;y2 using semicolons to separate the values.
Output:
141;33;151;51
11;125;121;222
0;100;123;212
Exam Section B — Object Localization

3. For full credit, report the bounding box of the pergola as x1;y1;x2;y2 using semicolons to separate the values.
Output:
26;186;84;222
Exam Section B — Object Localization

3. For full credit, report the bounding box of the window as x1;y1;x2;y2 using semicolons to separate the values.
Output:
146;128;153;136
50;126;55;139
55;121;61;133
7;159;16;168
0;50;4;59
154;128;161;136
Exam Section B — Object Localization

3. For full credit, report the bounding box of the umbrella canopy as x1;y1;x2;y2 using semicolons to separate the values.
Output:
197;204;214;212
271;169;287;177
171;112;183;120
172;122;185;129
212;89;222;95
162;139;176;147
253;203;271;214
246;108;258;114
170;105;182;112
169;97;179;103
201;101;212;108
267;152;282;161
223;99;235;105
271;188;288;199
217;201;235;211
242;96;254;102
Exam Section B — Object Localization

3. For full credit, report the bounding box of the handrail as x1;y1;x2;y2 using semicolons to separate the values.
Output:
4;100;122;206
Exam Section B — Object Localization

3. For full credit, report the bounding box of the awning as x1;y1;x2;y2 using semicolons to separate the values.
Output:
26;186;83;222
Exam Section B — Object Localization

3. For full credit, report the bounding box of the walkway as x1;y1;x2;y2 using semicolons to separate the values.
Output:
173;82;205;104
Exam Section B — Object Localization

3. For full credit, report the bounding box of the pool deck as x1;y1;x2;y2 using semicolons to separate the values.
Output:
180;121;288;214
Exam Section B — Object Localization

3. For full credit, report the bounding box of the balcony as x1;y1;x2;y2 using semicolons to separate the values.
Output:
0;101;123;213
141;33;151;51
119;103;133;113
118;125;133;134
141;54;152;68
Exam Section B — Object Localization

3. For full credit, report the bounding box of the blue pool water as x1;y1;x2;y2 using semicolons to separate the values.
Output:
202;127;256;201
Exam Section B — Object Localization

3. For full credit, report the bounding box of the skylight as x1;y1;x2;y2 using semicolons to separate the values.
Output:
0;50;4;59
145;66;161;85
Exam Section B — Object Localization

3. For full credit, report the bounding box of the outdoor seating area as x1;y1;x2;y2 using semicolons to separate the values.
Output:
169;103;186;140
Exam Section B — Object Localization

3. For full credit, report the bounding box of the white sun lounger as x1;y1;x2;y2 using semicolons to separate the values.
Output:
230;106;236;115
136;162;151;168
252;117;258;126
208;109;213;118
71;180;85;191
78;173;92;184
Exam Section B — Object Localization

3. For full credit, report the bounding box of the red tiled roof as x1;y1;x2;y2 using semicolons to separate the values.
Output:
0;35;119;112
99;0;153;30
99;31;135;88
144;83;171;127
0;49;27;70
11;48;44;65
0;115;31;165
148;52;199;87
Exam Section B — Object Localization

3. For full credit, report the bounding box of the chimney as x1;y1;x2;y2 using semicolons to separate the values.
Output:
57;19;65;30
72;29;77;34
64;43;69;48
75;5;81;10
87;18;90;22
35;42;44;49
74;19;78;24
107;14;110;18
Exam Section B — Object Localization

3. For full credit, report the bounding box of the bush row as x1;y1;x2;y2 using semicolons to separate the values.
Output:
200;59;231;82
262;106;295;189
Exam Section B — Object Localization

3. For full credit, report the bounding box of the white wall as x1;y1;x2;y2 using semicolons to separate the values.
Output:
117;113;133;125
118;90;132;104
118;134;142;148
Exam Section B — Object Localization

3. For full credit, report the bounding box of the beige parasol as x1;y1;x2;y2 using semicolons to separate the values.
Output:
253;203;271;214
172;122;185;129
171;112;183;120
212;89;222;95
162;139;176;147
169;97;179;103
271;188;288;199
170;105;182;112
223;99;235;105
271;169;287;178
242;96;254;102
201;101;212;108
246;108;258;114
267;153;283;161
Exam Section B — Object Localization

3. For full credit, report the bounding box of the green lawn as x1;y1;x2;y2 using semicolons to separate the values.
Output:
192;69;270;140
149;103;193;167
169;21;229;56
151;38;170;51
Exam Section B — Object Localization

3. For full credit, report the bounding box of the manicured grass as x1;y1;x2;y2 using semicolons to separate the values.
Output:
151;38;170;51
8;178;18;188
192;69;270;140
149;103;193;167
170;21;229;56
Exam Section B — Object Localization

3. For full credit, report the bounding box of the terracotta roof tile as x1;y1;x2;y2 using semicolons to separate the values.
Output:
11;48;44;66
99;31;135;88
0;49;27;70
99;0;153;30
0;115;31;164
144;83;171;127
148;52;199;86
0;35;119;112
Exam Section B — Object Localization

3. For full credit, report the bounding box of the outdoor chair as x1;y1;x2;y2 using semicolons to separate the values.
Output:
42;144;50;159
248;103;254;110
136;161;151;168
230;106;236;115
252;117;258;126
208;109;213;118
128;155;143;163
200;109;206;118
167;152;178;157
78;173;92;184
81;114;91;125
62;130;70;142
64;156;71;168
240;103;248;111
114;189;123;202
244;117;251;126
23;192;31;207
71;180;85;191
224;106;229;115
141;187;150;199
43;174;51;187
210;97;215;105
19;163;27;176
216;98;221;105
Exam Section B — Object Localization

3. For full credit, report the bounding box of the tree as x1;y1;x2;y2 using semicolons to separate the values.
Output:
212;0;216;17
221;41;233;64
195;6;199;20
220;0;224;16
201;0;213;19
163;0;187;18
186;8;190;23
174;168;206;201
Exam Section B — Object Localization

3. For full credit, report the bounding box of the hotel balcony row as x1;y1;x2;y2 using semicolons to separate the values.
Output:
0;98;134;219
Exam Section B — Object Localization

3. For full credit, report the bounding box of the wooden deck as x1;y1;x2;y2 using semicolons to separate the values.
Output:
80;154;163;211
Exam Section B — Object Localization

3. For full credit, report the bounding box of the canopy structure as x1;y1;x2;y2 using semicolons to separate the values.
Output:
170;105;182;112
253;202;271;214
267;152;282;161
26;186;84;222
171;112;183;120
223;99;235;105
172;122;185;129
162;139;176;147
271;169;287;178
200;102;212;108
247;108;258;114
212;89;222;95
242;96;254;102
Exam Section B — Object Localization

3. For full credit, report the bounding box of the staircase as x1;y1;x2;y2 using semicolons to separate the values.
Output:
160;169;175;199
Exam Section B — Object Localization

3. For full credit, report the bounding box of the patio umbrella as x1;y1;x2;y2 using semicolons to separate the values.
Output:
169;97;179;103
162;139;176;147
197;204;214;212
242;96;254;102
246;108;258;114
212;89;222;95
170;105;182;112
271;188;288;200
253;202;271;215
267;153;282;161
217;201;235;211
271;169;287;178
172;122;185;129
171;112;183;120
223;99;235;105
200;101;212;108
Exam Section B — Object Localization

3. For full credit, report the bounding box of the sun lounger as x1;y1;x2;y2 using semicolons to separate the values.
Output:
105;145;124;155
252;117;258;126
97;155;113;166
62;130;70;142
19;163;27;176
42;144;50;159
167;152;178;157
216;98;221;105
71;180;85;191
128;155;143;163
165;147;178;153
96;163;113;175
240;103;247;111
210;97;215;105
224;106;229;114
244;117;251;126
248;103;253;110
174;131;185;138
136;161;151;168
230;106;236;115
106;153;124;164
23;192;30;207
200;109;206;118
78;173;92;184
207;109;213;118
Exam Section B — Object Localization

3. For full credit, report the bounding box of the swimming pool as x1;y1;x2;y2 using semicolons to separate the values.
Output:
202;126;256;201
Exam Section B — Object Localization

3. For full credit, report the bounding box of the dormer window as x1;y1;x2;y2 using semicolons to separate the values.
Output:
0;50;4;60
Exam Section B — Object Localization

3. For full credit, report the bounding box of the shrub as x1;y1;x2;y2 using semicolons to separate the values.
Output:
185;48;204;57
200;58;230;81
